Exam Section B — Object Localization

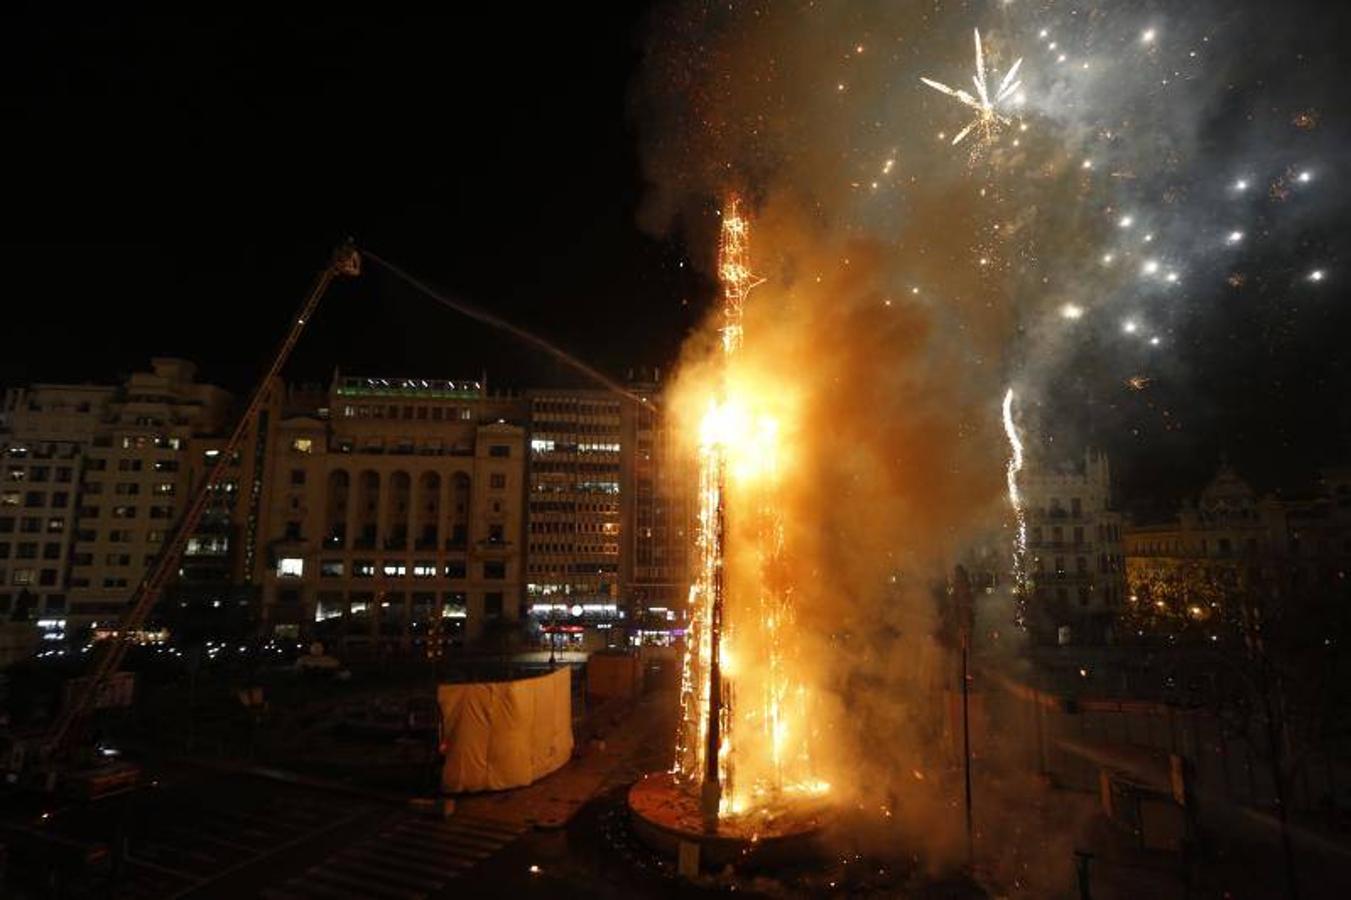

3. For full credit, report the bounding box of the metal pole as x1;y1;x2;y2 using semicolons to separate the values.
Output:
962;632;974;869
700;455;727;829
953;564;975;870
1074;849;1094;900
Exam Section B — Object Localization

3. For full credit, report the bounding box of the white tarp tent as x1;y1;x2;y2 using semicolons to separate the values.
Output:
438;667;573;792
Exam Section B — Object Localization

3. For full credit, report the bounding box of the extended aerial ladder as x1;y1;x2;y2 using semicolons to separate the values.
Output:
44;242;361;763
41;236;647;775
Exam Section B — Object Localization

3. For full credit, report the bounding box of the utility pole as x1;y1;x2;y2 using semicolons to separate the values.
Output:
954;564;975;870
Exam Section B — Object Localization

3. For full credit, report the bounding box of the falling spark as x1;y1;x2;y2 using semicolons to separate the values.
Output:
1002;388;1028;626
1308;269;1326;282
1233;179;1250;191
1060;303;1084;319
1123;319;1139;334
1119;216;1134;228
1297;170;1313;183
1142;259;1160;275
1226;230;1244;244
920;29;1023;147
1149;336;1162;346
1142;28;1157;44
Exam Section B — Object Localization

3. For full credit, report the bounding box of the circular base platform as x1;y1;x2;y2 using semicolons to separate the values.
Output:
626;772;831;869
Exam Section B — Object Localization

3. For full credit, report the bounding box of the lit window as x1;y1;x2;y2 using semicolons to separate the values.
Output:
154;483;175;495
413;562;437;578
278;557;304;578
315;597;345;621
382;562;407;577
291;438;314;454
319;560;344;577
1;492;19;506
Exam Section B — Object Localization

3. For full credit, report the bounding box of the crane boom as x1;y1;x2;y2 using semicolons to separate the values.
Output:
47;241;360;758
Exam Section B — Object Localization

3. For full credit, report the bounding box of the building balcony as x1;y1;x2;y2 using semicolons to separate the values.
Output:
1032;570;1096;583
1029;540;1093;551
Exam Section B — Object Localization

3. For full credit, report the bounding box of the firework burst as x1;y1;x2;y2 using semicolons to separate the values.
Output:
921;28;1023;148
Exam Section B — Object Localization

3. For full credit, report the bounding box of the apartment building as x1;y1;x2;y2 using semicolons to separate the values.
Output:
4;358;693;654
1;360;277;632
524;388;627;646
0;383;115;629
259;375;526;649
623;371;689;645
1022;451;1127;645
1125;463;1351;606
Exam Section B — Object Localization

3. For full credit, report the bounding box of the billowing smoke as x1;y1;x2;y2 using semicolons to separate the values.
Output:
635;0;1019;874
631;0;1346;887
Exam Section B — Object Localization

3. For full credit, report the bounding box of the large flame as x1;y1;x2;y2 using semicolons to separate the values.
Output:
673;198;825;820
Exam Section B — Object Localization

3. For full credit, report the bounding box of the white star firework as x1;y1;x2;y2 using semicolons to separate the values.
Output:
921;29;1023;147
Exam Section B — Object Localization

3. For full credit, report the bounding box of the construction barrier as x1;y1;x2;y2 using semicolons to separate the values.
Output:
438;667;573;792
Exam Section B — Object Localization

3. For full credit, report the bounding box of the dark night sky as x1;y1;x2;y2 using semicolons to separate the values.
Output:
1;5;1348;509
0;7;704;393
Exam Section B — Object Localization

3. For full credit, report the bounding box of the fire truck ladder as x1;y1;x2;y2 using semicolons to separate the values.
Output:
45;241;361;760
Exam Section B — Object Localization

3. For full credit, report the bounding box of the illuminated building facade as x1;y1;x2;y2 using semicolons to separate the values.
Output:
260;375;526;649
0;383;115;630
0;359;275;633
1022;451;1127;645
3;358;687;653
524;389;626;644
624;370;690;645
1124;463;1351;603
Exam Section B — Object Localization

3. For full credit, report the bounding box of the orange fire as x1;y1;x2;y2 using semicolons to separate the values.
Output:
673;196;825;820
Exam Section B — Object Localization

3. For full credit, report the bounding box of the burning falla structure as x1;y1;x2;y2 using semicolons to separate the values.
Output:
629;197;830;856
